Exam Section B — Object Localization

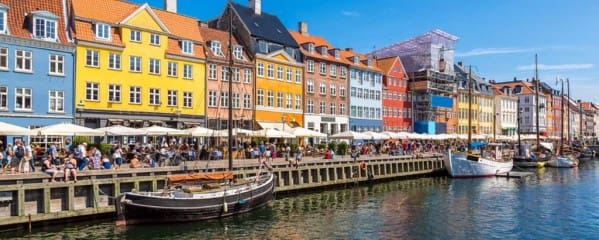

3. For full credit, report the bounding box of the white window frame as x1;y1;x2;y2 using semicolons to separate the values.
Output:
233;45;244;60
150;33;160;46
232;92;240;109
129;86;141;104
0;10;6;34
129;56;141;72
167;90;177;106
330;103;336;115
15;50;33;72
320;101;326;114
244;68;252;83
334;50;340;59
319;83;326;95
232;67;240;82
256;89;264;106
319;62;326;74
15;88;32;111
220;91;229;107
307;43;314;53
208;91;217;107
340;86;346;97
321;46;327;56
295;95;301;110
0;47;7;70
286;68;292;82
267;64;274;79
330;84;336;96
307;80;314;93
48;54;64;76
210;41;223;56
149;88;160;105
0;86;7;110
257;62;264;77
48;90;64;113
108;84;121;103
330;64;337;77
181;40;193;54
277;66;283;80
95;23;111;40
183;92;192;108
149;58;160;75
276;92;283;108
85;49;99;67
130;30;141;42
340;103;345;115
243;93;251;109
296;69;302;83
340;66;347;78
221;66;229;81
267;90;273;107
85;82;99;101
33;17;56;41
183;64;193;79
108;52;121;70
208;64;217;80
286;93;292;109
307;99;314;113
167;62;178;77
307;60;314;73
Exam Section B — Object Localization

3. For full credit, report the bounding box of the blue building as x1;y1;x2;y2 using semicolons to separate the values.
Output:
0;0;74;146
344;49;383;132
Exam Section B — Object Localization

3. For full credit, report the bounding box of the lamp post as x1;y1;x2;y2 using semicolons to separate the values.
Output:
76;100;85;126
174;107;181;129
281;113;287;131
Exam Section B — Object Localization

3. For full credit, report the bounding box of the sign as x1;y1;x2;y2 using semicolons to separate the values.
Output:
321;117;335;122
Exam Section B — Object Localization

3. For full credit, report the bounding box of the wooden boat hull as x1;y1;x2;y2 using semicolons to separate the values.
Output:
116;173;275;225
445;150;513;177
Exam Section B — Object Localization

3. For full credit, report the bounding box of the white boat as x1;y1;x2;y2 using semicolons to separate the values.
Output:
546;156;578;168
445;146;513;177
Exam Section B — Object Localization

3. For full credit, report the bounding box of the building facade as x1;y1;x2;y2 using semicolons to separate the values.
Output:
493;80;546;135
200;26;254;130
216;0;303;130
0;0;75;146
289;22;349;136
454;63;495;135
344;49;383;132
72;0;206;129
378;56;411;132
491;85;518;136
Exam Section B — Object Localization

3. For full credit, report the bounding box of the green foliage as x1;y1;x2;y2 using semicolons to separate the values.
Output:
89;143;112;156
251;137;266;147
337;141;348;155
317;143;327;150
290;143;298;153
327;141;337;152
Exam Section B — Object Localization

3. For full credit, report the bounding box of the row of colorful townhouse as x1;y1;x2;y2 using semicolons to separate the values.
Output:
0;0;413;145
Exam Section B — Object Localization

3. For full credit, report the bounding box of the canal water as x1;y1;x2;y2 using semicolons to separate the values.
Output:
4;160;599;239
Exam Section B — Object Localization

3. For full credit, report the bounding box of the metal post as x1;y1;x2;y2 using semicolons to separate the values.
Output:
534;54;540;150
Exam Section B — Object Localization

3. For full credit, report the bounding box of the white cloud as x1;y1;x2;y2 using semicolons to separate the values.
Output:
455;47;531;57
517;64;594;71
341;10;360;17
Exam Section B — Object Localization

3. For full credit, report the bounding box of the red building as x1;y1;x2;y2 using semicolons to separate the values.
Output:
378;56;411;131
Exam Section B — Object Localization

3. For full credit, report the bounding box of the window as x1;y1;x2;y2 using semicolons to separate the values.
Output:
0;86;6;109
85;50;99;67
307;80;314;93
167;62;178;77
49;54;64;75
181;40;193;54
375;91;381;100
276;92;283;108
220;92;229;107
351;106;356;117
340;103;346;115
243;93;251;109
334;50;340;59
129;86;141;104
15;88;32;111
183;64;192;79
149;88;160;105
257;62;264;77
0;10;6;34
108;84;121;102
0;48;7;69
183;92;192;108
204;64;215;80
130;30;141;42
364;89;369;99
150;33;160;45
221;66;229;81
244;69;252;83
330;64;337;76
330;84;336;96
296;69;302;83
353;56;359;64
149;58;160;74
320;101;326;114
286;68;293;82
232;93;240;108
234;46;243;59
15;50;33;72
210;41;223;56
267;91;273;107
108;53;121;70
129;56;141;72
307;100;314;113
208;91;217;107
167;90;177;106
85;82;99;101
307;43;314;53
232;67;240;82
319;83;326;95
295;95;301;110
95;23;110;40
367;59;372;67
256;89;264;106
357;88;363;98
319;62;326;74
33;17;56;40
267;64;274;79
284;94;293;109
340;86;346;97
307;60;314;73
48;90;64;113
350;87;356;97
276;66;283;80
330;103;336;115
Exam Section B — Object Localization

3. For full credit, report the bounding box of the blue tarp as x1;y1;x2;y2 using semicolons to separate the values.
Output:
430;95;453;108
414;121;436;134
469;141;487;148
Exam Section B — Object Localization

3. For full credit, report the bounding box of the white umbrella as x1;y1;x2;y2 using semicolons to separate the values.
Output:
30;122;105;136
381;131;401;139
185;126;214;137
329;131;369;139
289;127;327;138
96;125;147;136
0;121;31;135
213;128;253;137
250;128;295;138
140;125;186;136
363;131;390;140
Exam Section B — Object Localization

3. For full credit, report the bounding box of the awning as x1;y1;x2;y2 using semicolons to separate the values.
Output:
257;121;292;131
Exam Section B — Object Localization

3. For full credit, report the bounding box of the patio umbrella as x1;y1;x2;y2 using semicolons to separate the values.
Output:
329;131;369;140
213;128;253;137
96;125;147;136
30;122;105;136
250;128;295;138
185;126;214;137
289;127;327;138
363;131;390;140
0;121;31;135
140;125;186;136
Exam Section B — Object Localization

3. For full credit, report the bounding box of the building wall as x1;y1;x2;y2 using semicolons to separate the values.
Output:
349;67;383;132
552;95;563;138
518;94;546;133
457;91;480;134
495;96;518;136
382;60;411;132
479;94;494;135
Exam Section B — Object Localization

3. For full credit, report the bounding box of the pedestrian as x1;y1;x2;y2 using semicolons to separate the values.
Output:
12;140;26;174
64;153;78;183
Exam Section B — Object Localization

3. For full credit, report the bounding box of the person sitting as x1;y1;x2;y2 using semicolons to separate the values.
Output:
101;154;112;170
129;155;141;168
89;146;102;170
144;154;155;168
42;157;60;182
324;149;332;160
64;154;78;183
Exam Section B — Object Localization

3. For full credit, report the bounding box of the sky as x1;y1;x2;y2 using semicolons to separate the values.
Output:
132;0;599;102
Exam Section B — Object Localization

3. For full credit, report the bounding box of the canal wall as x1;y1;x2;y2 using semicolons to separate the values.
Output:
0;154;444;228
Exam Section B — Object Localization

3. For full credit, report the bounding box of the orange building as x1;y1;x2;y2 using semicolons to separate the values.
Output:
378;56;411;131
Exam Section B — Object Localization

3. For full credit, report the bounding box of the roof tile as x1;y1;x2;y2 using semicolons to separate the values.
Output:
0;0;72;45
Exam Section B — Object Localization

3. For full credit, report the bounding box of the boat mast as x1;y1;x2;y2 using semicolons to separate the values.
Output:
227;0;234;171
535;54;540;150
560;78;564;154
467;66;472;151
567;78;570;145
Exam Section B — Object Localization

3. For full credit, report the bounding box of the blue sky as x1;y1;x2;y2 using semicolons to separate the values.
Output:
133;0;599;102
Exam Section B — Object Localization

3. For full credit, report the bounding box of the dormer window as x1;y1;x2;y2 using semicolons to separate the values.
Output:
94;23;110;40
307;43;314;53
367;58;372;67
31;11;58;41
234;45;244;60
353;56;359;64
211;41;223;56
181;40;193;54
0;4;7;34
334;49;340;59
320;46;327;56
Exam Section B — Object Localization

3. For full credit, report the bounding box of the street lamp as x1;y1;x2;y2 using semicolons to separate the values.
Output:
76;100;85;125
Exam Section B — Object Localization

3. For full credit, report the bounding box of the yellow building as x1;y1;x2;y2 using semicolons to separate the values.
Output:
72;0;206;128
455;64;495;135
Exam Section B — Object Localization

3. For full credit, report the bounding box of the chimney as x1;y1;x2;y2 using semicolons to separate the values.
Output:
165;0;177;13
199;21;208;28
298;21;309;36
249;0;261;15
345;48;353;52
458;61;463;66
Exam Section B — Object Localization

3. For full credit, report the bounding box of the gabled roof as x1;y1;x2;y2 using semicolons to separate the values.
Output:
199;26;251;63
288;30;350;65
492;80;536;95
376;56;407;79
229;2;298;48
0;0;72;44
120;3;170;34
340;49;382;72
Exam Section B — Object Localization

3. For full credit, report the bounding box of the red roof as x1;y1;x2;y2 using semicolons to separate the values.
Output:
288;31;350;65
199;26;251;63
340;48;382;72
0;0;73;45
